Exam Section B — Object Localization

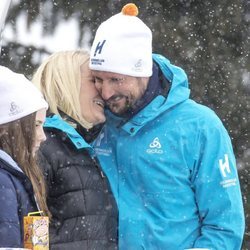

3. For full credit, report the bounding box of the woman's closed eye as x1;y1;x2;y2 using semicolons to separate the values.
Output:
35;121;44;127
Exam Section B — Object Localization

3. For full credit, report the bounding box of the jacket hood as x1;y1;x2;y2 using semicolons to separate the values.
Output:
133;53;190;122
153;53;190;104
0;149;23;173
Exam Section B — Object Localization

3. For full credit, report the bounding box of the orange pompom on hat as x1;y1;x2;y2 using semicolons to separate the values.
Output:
90;3;152;77
121;3;139;16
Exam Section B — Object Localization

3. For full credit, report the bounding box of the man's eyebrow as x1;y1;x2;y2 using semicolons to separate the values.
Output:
111;77;124;80
95;76;103;80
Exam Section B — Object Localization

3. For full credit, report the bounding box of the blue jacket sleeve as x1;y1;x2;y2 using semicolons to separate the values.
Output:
191;117;245;250
0;170;22;247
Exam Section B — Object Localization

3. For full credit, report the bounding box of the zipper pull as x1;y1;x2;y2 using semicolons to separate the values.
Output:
100;170;105;178
92;157;105;178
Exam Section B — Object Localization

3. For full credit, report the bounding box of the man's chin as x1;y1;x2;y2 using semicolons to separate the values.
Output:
108;106;126;116
109;109;123;116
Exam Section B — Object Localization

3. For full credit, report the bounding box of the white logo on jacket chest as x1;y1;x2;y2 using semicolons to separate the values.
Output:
146;137;163;154
94;132;112;156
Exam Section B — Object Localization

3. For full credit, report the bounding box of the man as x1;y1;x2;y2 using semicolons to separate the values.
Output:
89;3;245;250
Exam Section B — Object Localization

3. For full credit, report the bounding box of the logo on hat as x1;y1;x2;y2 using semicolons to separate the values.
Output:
9;102;23;116
94;40;106;56
135;59;142;68
132;59;143;72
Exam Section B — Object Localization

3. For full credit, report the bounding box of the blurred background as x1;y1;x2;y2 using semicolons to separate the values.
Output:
0;0;249;248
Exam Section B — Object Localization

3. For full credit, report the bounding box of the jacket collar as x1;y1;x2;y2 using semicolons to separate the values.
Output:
0;149;23;173
44;114;93;151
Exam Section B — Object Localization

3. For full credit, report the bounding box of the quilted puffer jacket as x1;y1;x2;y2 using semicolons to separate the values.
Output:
38;114;118;250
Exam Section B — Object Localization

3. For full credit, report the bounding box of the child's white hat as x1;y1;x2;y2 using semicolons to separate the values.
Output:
0;66;48;125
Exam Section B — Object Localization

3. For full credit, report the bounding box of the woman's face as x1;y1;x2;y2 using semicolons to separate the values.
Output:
33;108;47;153
79;63;106;125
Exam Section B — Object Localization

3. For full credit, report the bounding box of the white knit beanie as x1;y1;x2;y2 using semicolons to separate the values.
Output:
90;3;152;77
0;66;48;125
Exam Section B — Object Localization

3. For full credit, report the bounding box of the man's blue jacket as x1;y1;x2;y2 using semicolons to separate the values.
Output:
93;54;245;250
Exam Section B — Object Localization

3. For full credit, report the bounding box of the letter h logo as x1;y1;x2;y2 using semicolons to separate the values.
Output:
94;40;106;56
219;154;231;178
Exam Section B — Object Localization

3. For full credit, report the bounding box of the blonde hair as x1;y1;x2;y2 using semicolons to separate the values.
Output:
32;50;93;129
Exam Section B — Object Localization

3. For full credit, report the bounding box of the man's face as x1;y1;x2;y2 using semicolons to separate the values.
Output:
92;71;149;116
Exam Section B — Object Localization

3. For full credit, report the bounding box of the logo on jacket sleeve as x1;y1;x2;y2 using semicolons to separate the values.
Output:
219;154;237;188
146;137;163;154
219;154;231;177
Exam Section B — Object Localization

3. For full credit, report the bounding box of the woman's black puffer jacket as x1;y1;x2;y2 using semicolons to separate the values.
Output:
38;114;118;250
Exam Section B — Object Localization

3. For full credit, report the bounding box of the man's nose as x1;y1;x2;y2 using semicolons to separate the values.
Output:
96;81;115;101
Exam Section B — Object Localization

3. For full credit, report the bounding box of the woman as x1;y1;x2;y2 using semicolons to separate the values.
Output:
32;50;118;250
0;66;50;247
